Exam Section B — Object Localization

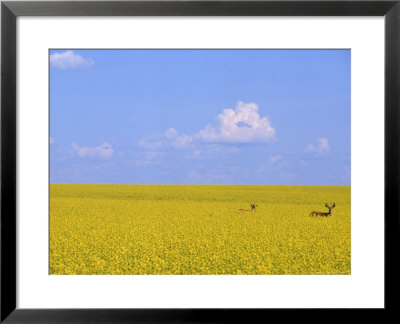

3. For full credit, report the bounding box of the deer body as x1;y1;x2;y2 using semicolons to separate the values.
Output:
310;203;335;217
238;204;257;213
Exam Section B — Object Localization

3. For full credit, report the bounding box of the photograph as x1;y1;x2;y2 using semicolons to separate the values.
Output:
49;49;351;275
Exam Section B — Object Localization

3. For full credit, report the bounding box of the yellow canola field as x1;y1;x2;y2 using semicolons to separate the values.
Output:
50;184;351;275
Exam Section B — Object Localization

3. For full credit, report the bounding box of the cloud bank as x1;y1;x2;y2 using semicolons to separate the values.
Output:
138;128;193;150
305;137;330;156
138;101;276;151
72;142;114;159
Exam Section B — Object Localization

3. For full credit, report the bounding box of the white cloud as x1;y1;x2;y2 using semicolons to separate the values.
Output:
164;128;178;139
72;142;114;159
50;137;55;144
138;101;276;152
305;137;330;156
196;101;276;143
50;50;94;69
138;128;193;150
270;154;282;165
299;160;308;166
137;136;163;150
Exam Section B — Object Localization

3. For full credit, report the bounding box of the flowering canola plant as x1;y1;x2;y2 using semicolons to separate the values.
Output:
50;184;351;275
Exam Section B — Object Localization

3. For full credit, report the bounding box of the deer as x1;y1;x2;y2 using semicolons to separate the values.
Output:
238;204;257;213
310;203;335;217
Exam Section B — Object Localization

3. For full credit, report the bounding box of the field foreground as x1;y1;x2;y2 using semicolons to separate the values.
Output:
50;184;351;275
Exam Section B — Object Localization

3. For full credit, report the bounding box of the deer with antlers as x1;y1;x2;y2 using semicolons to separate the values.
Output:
310;203;336;217
238;204;257;213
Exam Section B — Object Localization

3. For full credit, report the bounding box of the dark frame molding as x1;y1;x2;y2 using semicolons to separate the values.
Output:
1;1;399;322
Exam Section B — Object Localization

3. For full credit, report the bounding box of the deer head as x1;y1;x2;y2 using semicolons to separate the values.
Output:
325;203;336;213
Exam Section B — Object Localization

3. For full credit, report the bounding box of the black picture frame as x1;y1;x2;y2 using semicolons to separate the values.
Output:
1;0;399;322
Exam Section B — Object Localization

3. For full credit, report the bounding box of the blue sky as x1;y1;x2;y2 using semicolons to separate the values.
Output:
50;49;350;185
